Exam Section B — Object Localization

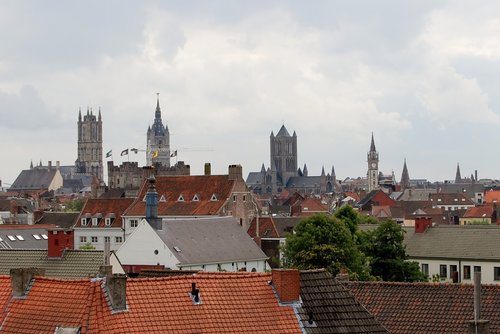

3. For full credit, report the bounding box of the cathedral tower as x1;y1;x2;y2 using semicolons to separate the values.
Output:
400;158;410;190
270;125;297;190
367;133;379;192
76;108;103;181
147;95;170;167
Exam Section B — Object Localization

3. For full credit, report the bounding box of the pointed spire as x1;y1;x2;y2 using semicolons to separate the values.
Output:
370;132;376;152
331;165;336;179
276;124;290;137
321;166;325;176
260;163;266;173
303;164;308;177
39;159;42;167
86;107;89;116
270;131;275;138
292;130;297;137
155;93;161;120
90;107;93;116
98;107;101;121
455;163;462;183
30;160;33;169
78;108;82;121
401;158;410;190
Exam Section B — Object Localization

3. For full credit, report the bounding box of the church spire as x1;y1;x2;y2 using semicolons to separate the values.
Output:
78;108;82;121
155;93;161;120
30;160;33;169
98;107;101;121
321;166;325;177
455;163;462;183
400;158;410;190
370;132;376;152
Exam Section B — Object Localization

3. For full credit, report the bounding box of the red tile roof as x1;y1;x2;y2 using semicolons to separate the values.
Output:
484;190;500;204
463;205;494;218
124;175;236;216
346;281;500;333
75;198;135;228
0;272;301;333
247;217;279;238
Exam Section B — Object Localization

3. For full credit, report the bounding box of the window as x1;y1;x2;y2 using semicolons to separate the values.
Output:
192;194;200;201
495;267;500;281
115;236;123;243
474;266;482;273
439;264;447;278
243;195;246;202
463;266;471;279
104;236;110;243
81;218;87;226
160;195;166;202
232;195;237;202
91;236;98;243
210;194;218;201
7;235;16;241
16;235;24;241
450;265;458;278
105;218;112;226
421;263;429;276
130;220;138;228
41;234;48;240
92;218;99;226
178;194;185;202
33;234;41;240
80;236;87;243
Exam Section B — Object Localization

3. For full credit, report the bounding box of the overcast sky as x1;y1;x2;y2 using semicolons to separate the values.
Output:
1;1;500;186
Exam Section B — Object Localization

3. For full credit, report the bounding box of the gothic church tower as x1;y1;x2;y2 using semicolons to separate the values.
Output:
76;108;103;181
367;133;379;192
270;125;297;192
147;95;170;167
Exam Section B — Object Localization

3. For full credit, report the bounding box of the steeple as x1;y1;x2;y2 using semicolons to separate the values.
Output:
321;166;325;177
260;163;266;173
30;160;33;169
400;158;410;190
455;163;462;183
303;164;308;177
155;93;161;120
370;132;376;152
98;107;101;121
78;108;82;121
331;165;336;180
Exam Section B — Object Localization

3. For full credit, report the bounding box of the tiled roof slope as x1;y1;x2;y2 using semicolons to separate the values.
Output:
0;249;105;278
0;272;301;333
299;270;388;334
35;212;79;228
346;281;500;334
75;198;134;228
404;225;500;260
247;217;279;238
0;226;52;249
124;175;235;216
9;169;58;190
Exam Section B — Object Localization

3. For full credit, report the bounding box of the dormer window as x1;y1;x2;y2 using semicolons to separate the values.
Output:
454;198;458;202
160;195;166;202
178;194;185;202
437;198;442;202
92;218;99;226
81;218;88;226
105;218;112;226
192;194;200;202
211;194;218;201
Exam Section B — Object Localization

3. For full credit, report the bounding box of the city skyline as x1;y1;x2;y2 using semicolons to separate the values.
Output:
2;1;500;185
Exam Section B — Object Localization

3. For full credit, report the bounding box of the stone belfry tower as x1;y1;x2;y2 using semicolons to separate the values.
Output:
76;108;103;181
147;94;170;167
270;125;297;191
367;133;379;192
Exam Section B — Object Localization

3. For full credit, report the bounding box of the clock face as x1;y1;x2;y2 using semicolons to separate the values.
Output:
371;162;377;168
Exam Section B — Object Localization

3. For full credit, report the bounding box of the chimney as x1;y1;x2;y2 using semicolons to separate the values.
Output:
415;217;432;233
145;175;161;230
56;161;60;171
48;161;52;169
10;268;46;297
104;237;111;265
468;271;490;333
107;274;127;311
475;170;478;182
228;164;243;181
272;269;300;303
47;228;74;258
204;163;211;176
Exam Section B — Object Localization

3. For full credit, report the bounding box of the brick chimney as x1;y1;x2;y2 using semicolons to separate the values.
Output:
204;163;211;176
47;228;74;258
272;269;300;303
415;217;432;233
107;274;127;311
228;164;243;181
10;268;46;297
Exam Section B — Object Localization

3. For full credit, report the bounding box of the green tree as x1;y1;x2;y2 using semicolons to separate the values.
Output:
65;199;85;212
283;214;370;279
367;220;427;282
79;242;96;250
334;205;360;235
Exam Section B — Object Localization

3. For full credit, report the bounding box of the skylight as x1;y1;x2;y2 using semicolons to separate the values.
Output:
41;234;48;240
7;235;16;241
16;235;25;241
33;234;41;240
174;246;181;252
0;237;3;242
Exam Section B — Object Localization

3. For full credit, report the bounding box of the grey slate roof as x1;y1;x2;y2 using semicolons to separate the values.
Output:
9;169;58;191
273;217;302;237
35;212;79;229
404;225;500;260
246;171;265;186
298;269;388;333
286;176;323;188
0;249;105;278
397;189;437;201
0;227;49;249
157;217;268;265
276;124;291;137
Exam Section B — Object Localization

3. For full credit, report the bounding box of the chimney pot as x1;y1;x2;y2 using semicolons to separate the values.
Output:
272;269;300;303
204;163;211;176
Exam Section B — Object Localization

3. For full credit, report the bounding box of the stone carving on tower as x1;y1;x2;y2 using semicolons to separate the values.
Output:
147;94;170;167
75;107;103;181
270;125;297;192
367;133;379;192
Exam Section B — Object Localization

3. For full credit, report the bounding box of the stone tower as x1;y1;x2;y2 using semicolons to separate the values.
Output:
270;125;297;191
455;163;462;183
76;108;103;181
367;133;379;192
400;158;410;190
146;95;170;167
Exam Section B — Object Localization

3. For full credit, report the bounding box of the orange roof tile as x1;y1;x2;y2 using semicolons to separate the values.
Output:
484;190;500;204
124;175;236;217
463;205;494;218
0;273;301;333
75;198;135;228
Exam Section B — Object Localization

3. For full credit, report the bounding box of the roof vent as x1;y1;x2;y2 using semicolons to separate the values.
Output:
190;282;202;304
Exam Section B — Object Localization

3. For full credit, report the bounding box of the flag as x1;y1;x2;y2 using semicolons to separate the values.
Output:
121;149;129;156
152;150;159;159
105;150;112;158
131;148;139;154
170;150;177;157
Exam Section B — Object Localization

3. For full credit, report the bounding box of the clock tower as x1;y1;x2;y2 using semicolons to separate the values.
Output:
367;133;379;192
